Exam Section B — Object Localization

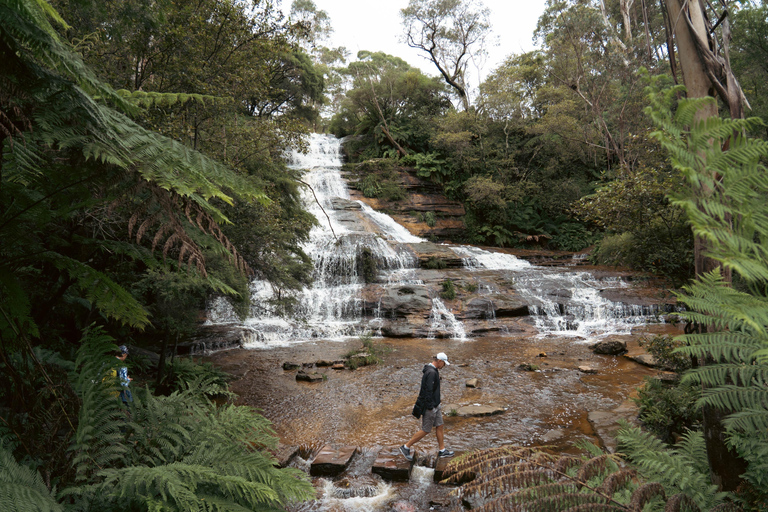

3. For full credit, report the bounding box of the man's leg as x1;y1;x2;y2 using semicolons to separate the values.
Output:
435;425;445;451
405;429;428;448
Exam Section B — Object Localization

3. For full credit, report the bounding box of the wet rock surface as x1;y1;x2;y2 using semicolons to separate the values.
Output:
371;445;414;481
310;445;358;476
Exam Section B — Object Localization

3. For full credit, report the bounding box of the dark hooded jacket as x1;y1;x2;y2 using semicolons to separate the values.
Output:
416;363;441;410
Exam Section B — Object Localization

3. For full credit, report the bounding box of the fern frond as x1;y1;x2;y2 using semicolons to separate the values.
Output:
616;425;728;511
0;445;63;512
66;327;129;483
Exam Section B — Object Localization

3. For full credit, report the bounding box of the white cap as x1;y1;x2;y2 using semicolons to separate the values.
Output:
436;352;450;365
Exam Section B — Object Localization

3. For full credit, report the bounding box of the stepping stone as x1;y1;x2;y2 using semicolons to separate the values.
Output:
309;445;357;476
447;404;505;417
434;452;464;484
271;443;299;468
372;445;414;482
296;370;324;382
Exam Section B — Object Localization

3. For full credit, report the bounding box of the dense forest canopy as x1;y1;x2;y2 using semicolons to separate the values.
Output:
1;0;767;510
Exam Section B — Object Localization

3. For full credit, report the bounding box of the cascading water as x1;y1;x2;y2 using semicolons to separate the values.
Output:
207;134;432;345
206;134;663;346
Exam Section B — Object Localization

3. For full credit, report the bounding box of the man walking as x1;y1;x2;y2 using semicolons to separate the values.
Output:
400;352;454;460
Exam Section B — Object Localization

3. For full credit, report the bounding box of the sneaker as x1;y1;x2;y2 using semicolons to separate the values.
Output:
438;448;455;458
399;445;413;461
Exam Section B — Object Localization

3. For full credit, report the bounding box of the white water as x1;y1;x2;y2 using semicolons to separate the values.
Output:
207;134;661;345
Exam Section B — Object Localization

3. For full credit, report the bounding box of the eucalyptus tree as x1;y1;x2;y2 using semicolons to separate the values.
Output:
331;51;450;157
400;0;491;111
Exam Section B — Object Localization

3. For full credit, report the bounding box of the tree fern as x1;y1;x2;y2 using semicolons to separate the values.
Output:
439;445;697;512
0;444;62;512
647;87;768;503
66;327;129;484
60;330;314;511
616;424;728;511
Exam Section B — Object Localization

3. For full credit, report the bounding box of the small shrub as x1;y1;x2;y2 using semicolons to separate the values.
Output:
423;256;447;269
424;211;436;227
357;247;378;284
440;279;456;300
460;282;478;293
633;377;702;442
639;334;692;372
344;334;391;369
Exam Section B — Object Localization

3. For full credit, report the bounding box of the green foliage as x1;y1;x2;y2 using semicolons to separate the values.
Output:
648;90;768;503
440;279;456;300
633;378;702;443
577;161;694;285
441;444;697;512
34;327;315;511
0;444;63;512
423;256;448;269
400;152;450;183
639;335;693;373
163;357;233;398
344;334;391;369
357;247;379;284
617;425;729;511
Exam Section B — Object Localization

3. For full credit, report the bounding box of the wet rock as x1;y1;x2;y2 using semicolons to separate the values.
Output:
444;404;505;417
430;497;454;508
182;324;244;355
372;445;413;481
309;445;357;476
588;398;640;453
296;370;325;383
391;501;418;512
377;286;431;318
282;362;300;371
625;353;657;367
434;453;462;483
592;339;627;355
517;363;541;372
330;197;362;210
316;359;341;367
539;429;566;443
655;371;680;382
465;378;480;388
409;242;465;268
578;366;598;374
380;323;417;338
271;443;299;468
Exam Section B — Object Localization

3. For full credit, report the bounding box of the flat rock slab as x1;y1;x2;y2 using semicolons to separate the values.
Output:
371;445;414;482
587;397;639;453
310;445;357;477
444;403;506;417
296;371;324;383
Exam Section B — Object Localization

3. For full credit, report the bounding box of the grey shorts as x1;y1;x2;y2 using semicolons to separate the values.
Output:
421;405;444;433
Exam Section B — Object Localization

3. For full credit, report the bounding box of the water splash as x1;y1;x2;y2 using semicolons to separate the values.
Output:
428;297;467;340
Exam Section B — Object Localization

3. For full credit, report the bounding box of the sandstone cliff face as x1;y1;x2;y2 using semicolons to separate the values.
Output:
344;162;466;242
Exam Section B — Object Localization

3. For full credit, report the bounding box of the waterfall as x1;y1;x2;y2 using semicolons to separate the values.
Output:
206;133;663;346
207;134;432;346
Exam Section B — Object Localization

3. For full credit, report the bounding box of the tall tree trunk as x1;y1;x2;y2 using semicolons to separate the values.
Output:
663;0;746;491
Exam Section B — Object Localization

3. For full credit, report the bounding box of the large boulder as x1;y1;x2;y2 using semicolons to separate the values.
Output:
592;339;627;355
376;285;431;318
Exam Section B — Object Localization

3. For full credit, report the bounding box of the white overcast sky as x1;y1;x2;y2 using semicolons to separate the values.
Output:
311;0;547;85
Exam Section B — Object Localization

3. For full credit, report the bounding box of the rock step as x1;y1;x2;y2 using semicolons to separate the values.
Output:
309;445;357;477
307;444;461;484
371;445;414;482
